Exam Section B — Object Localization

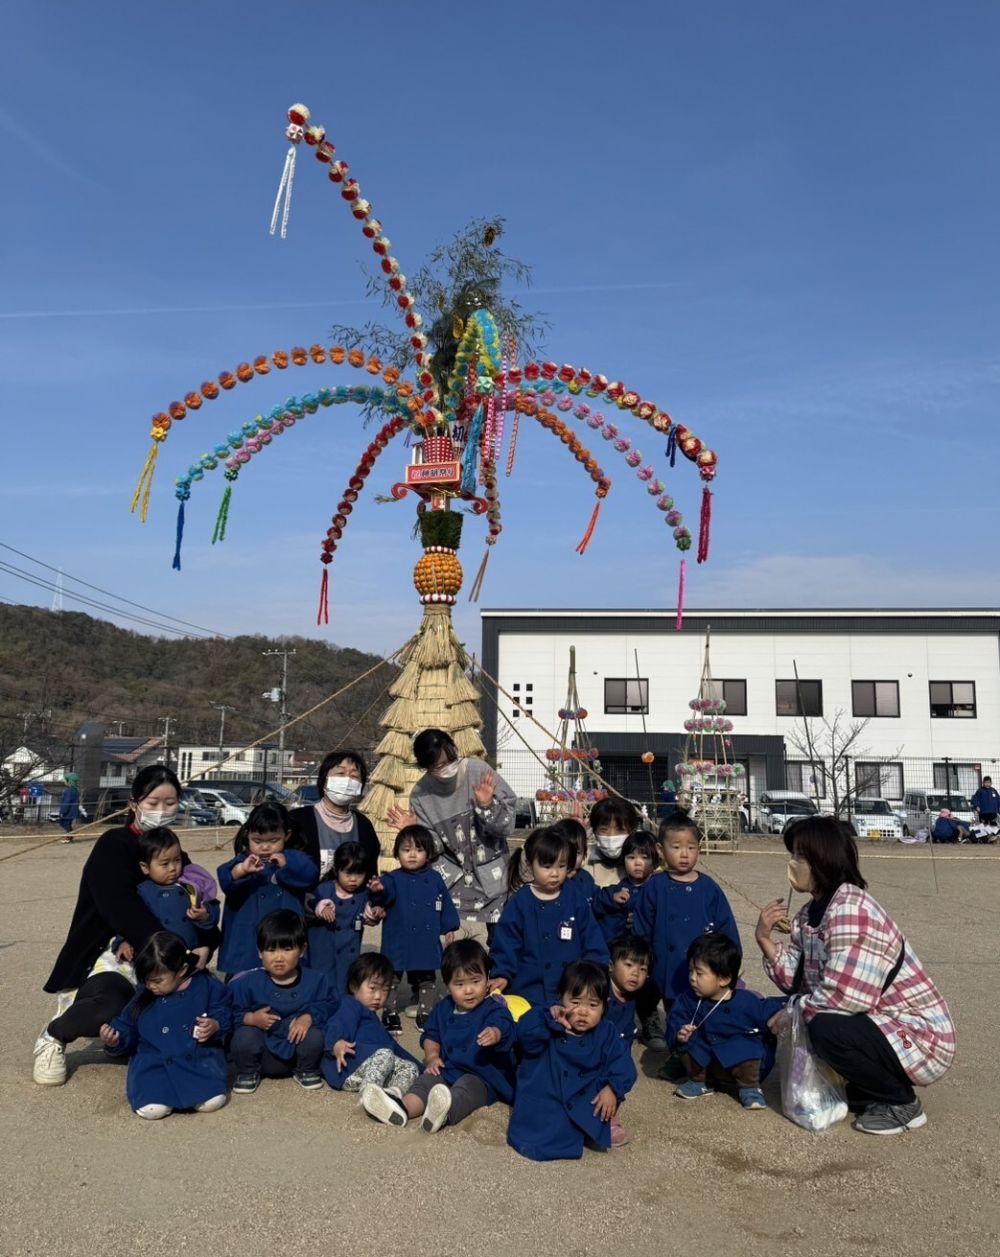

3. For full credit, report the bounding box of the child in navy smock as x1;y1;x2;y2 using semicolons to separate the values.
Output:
100;931;231;1120
217;802;317;977
489;825;607;1010
605;934;654;1050
508;960;637;1162
321;953;420;1096
359;938;515;1132
668;933;786;1109
633;816;740;1005
368;824;460;1031
119;827;220;969
228;910;338;1093
308;841;378;993
592;830;658;945
559;817;597;907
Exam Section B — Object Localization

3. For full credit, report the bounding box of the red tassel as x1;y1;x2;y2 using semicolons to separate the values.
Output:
317;567;330;625
697;487;712;564
676;558;686;631
575;500;601;555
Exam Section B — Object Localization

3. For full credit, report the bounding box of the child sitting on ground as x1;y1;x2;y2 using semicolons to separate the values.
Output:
368;824;460;1032
100;931;231;1120
308;842;379;993
489;826;607;1008
605;934;653;1049
360;938;516;1131
632;815;740;1079
508;959;637;1161
667;933;786;1110
228;910;338;1094
321;953;419;1097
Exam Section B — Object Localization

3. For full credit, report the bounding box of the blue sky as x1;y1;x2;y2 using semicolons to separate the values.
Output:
1;2;997;655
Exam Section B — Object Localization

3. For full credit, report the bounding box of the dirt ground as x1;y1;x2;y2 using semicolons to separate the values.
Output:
1;831;997;1257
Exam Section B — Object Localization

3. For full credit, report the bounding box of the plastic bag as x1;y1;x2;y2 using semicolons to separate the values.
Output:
775;999;849;1132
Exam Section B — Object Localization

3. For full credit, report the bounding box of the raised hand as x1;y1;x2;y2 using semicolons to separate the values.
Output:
755;899;789;942
387;804;418;830
487;977;508;994
269;851;287;869
240;853;265;877
676;1023;696;1044
472;770;496;808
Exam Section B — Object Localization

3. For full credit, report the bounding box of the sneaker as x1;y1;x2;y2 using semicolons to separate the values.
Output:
656;1053;687;1083
739;1088;767;1110
421;1083;452;1134
293;1069;323;1090
232;1070;262;1094
32;1033;67;1086
638;1014;667;1051
382;1009;403;1036
610;1115;631;1147
403;1004;419;1019
360;1083;408;1127
675;1079;715;1100
854;1098;927;1136
415;1010;430;1030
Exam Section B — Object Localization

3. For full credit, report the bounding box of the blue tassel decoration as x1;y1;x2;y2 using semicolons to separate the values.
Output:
461;403;486;493
666;427;677;467
172;498;186;571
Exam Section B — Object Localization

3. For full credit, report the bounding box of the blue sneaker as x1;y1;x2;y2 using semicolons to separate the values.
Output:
739;1088;767;1110
675;1080;715;1100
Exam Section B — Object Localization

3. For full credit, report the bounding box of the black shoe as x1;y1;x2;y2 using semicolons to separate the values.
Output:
382;1009;403;1036
233;1070;261;1094
294;1069;323;1090
656;1053;687;1083
415;1010;430;1030
638;1014;667;1051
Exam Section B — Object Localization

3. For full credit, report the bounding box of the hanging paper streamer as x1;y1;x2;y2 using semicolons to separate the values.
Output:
461;403;485;493
129;443;160;523
270;105;311;239
575;500;602;555
171;498;186;571
212;484;233;545
676;558;686;632
468;546;491;603
666;426;677;467
505;411;520;477
317;566;330;626
697;487;712;564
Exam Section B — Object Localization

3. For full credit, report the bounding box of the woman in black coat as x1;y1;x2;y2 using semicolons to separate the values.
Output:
288;749;381;884
34;766;189;1087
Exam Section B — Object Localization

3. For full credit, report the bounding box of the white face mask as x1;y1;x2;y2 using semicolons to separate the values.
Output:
432;760;460;781
325;777;363;806
135;807;179;831
596;832;627;859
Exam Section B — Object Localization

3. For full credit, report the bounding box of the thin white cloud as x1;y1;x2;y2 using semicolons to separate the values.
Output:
0;106;102;190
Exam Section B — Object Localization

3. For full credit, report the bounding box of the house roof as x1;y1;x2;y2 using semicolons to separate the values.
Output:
103;737;164;764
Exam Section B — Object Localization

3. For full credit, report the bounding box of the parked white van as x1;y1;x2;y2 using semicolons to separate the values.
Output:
902;790;975;837
848;797;904;842
187;786;249;826
757;790;819;834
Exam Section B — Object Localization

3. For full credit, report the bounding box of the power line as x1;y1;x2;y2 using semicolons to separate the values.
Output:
0;542;230;638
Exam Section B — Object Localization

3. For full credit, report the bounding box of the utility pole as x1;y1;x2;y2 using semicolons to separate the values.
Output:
159;716;173;770
211;704;236;757
262;649;295;756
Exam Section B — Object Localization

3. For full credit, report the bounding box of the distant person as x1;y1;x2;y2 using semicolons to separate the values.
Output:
289;749;381;884
58;772;80;841
656;779;678;821
971;777;1000;826
931;809;968;844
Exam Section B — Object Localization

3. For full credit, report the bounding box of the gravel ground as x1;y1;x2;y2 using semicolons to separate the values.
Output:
2;833;998;1257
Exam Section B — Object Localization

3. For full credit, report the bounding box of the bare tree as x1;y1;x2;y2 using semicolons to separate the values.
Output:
786;709;902;818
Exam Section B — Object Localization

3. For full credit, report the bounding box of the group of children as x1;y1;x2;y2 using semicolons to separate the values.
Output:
99;800;788;1160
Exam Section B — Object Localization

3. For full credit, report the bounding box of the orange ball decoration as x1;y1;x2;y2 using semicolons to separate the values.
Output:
641;752;655;765
413;551;463;598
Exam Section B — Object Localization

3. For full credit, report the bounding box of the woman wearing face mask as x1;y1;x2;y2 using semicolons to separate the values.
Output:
387;729;517;937
34;766;191;1087
587;797;642;887
289;749;381;885
755;816;956;1136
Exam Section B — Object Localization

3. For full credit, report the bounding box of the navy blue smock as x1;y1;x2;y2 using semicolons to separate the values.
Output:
666;986;786;1071
320;994;419;1089
106;969;232;1111
419;993;516;1103
216;850;317;975
507;1007;637;1162
135;880;220;950
605;987;638;1048
228;965;339;1061
489;884;608;1007
369;867;460;972
592;877;647;946
632;871;740;1001
568;867;597;907
306;883;371;993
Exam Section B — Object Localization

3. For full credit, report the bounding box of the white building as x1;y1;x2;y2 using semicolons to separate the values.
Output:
480;609;1000;807
177;743;296;786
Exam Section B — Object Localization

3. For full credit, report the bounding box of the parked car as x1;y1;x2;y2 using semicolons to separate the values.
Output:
757;790;819;835
186;785;249;826
902;789;975;836
514;797;537;830
78;787;136;825
193;778;293;808
289;784;321;809
848;797;904;842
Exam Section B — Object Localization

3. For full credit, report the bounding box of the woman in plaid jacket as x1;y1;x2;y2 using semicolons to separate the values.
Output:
756;816;955;1136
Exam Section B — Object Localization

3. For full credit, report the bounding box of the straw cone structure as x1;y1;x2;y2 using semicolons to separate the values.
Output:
359;603;486;856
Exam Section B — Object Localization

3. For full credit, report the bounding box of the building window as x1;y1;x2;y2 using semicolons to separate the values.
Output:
929;681;976;719
604;678;649;715
856;761;904;800
852;681;900;718
709;679;747;717
933;762;982;795
785;760;826;798
775;680;823;717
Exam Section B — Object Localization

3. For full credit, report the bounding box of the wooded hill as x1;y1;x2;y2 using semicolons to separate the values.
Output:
0;604;396;760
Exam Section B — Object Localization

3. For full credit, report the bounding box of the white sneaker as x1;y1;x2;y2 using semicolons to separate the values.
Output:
360;1083;407;1126
421;1083;452;1134
33;1032;67;1086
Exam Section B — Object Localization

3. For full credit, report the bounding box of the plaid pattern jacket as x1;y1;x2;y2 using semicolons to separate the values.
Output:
763;884;956;1086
